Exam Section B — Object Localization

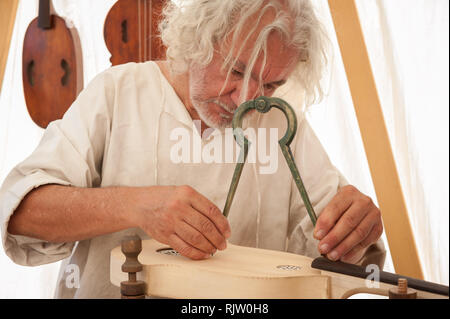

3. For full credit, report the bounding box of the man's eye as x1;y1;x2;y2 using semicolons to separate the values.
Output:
263;84;275;91
231;69;243;77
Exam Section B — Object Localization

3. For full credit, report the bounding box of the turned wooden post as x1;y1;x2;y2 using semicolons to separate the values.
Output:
120;234;146;299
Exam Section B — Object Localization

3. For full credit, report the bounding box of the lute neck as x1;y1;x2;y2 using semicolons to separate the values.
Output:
38;0;51;29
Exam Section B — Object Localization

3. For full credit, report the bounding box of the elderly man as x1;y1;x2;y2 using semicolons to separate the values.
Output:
0;0;385;298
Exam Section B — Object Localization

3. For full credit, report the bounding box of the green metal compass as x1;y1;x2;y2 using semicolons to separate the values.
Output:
223;96;318;226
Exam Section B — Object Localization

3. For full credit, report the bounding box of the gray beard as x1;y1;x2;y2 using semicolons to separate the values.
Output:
191;98;234;130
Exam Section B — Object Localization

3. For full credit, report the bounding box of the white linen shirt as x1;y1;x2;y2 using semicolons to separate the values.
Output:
0;62;385;298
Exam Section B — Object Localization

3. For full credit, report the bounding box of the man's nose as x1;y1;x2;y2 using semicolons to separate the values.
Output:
231;78;261;106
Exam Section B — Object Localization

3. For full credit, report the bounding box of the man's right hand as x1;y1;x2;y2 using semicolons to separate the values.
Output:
129;185;231;260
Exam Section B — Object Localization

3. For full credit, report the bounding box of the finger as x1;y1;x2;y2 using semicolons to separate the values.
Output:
168;233;211;260
314;187;354;240
186;187;231;238
174;219;217;254
183;206;227;250
325;209;381;261
318;200;371;255
340;222;384;264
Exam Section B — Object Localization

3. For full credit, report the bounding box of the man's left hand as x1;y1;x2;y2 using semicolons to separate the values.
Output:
313;185;383;264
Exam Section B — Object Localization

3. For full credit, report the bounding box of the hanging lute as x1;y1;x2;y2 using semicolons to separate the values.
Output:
22;0;83;128
103;0;167;66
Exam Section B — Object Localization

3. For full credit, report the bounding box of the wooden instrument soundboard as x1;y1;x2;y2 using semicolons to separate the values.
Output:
110;238;449;299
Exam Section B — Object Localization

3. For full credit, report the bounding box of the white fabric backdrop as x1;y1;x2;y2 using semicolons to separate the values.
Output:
0;0;448;298
355;0;449;286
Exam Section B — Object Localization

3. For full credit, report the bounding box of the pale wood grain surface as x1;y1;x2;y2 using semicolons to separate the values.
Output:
111;239;446;299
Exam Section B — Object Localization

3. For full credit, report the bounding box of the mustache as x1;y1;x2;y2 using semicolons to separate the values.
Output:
205;99;237;114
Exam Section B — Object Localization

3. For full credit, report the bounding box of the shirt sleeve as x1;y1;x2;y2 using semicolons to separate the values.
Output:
0;70;115;266
286;118;386;269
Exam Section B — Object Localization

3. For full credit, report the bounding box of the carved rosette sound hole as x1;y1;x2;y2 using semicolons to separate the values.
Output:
157;248;181;256
276;265;301;271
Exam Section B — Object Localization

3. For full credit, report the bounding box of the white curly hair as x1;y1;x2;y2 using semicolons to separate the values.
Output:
159;0;329;106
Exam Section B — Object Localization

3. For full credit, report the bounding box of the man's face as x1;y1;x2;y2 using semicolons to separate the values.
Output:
187;20;299;130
